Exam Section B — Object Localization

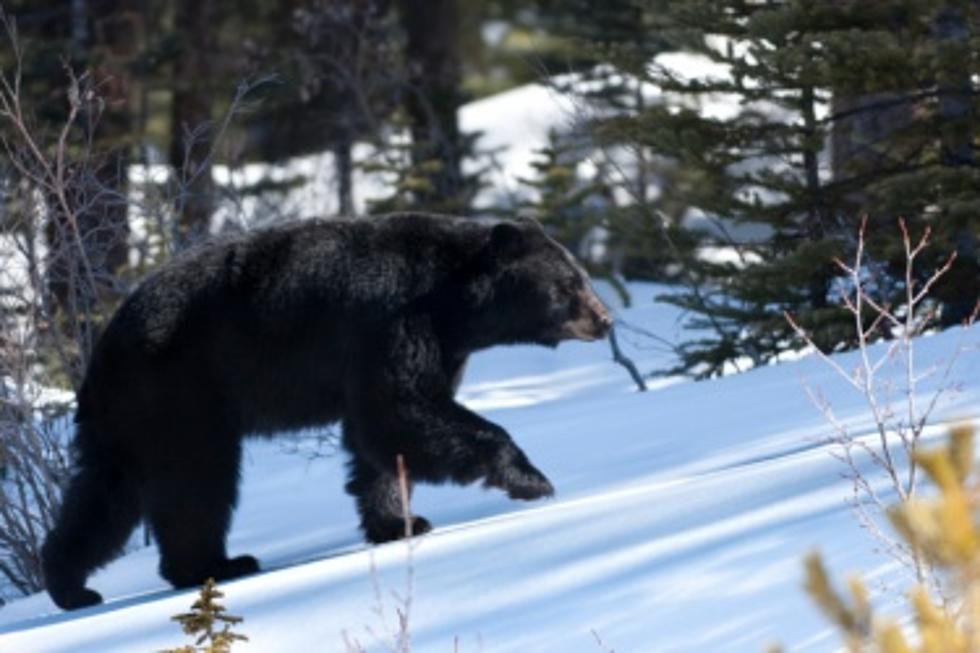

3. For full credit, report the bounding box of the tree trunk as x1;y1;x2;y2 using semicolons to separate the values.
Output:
830;91;910;215
933;4;979;326
800;83;831;308
87;0;133;274
169;0;218;247
398;0;464;209
335;137;355;216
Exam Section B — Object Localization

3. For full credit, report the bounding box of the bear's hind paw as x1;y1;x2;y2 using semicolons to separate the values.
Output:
50;586;103;611
214;555;260;581
363;515;432;544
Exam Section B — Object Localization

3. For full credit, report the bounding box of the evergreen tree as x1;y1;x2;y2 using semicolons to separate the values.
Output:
169;0;221;242
518;127;607;259
374;0;490;215
164;578;248;653
519;127;641;306
539;0;695;284
240;0;403;217
364;108;491;215
398;0;467;211
580;0;980;377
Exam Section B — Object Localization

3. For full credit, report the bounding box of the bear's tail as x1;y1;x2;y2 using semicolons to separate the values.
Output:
42;444;141;610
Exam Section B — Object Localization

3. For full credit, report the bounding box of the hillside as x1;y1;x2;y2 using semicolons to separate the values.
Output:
1;282;978;652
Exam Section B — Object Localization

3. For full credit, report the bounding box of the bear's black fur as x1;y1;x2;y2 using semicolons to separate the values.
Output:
41;213;611;610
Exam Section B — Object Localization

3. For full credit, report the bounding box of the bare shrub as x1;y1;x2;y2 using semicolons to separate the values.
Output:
0;11;259;599
0;370;71;597
785;216;976;585
0;12;117;598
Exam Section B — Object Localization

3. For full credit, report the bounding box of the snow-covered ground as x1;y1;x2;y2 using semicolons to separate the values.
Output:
2;282;979;652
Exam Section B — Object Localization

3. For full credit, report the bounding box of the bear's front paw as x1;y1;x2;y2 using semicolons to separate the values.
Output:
485;448;555;501
50;586;103;611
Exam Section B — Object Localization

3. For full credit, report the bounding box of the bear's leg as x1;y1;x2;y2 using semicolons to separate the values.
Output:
42;460;140;610
346;326;554;502
345;454;432;544
349;398;555;501
146;439;258;589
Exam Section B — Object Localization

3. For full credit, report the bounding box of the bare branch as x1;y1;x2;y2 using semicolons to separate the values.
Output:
608;325;647;392
787;217;964;587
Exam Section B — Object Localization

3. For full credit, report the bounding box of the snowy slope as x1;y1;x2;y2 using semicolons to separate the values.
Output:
2;282;980;653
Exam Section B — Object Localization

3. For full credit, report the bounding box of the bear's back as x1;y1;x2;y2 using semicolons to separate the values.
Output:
76;214;486;438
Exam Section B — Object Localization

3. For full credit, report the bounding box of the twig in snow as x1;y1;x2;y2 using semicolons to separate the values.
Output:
608;325;647;392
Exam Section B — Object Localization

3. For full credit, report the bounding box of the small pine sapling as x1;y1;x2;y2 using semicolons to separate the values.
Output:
518;128;607;256
163;578;248;653
801;426;980;652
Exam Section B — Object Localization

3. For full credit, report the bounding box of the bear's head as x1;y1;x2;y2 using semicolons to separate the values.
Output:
462;218;612;349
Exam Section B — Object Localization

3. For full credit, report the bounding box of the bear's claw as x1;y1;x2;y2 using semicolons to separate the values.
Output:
485;449;555;500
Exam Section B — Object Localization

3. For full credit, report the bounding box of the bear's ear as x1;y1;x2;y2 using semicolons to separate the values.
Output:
488;222;527;259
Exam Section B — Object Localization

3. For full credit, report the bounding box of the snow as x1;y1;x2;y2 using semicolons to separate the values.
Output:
460;83;578;209
2;281;980;652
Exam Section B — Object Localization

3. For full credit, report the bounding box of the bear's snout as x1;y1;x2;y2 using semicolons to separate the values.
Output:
562;289;612;341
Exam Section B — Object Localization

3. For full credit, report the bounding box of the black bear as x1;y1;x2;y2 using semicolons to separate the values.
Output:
41;213;611;610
